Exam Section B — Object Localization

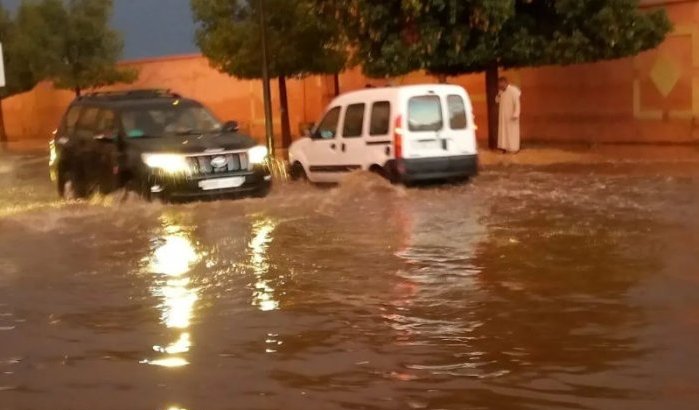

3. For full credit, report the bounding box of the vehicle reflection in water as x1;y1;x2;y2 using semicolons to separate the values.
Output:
142;218;200;368
388;196;485;342
248;216;279;312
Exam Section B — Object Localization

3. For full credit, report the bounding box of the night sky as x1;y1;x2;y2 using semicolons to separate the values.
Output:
2;0;199;59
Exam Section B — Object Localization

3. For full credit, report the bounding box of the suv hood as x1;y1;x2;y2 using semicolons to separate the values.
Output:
125;132;257;154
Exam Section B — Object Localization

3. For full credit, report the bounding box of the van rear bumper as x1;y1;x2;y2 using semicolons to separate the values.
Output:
392;154;479;182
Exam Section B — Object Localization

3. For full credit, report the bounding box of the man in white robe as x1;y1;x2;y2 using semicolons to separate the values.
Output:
496;77;522;153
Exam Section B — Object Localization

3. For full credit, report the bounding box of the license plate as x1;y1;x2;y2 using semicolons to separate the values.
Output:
198;177;245;191
414;140;440;150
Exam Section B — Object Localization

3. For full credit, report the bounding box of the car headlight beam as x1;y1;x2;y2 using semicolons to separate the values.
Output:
142;153;191;174
248;145;269;165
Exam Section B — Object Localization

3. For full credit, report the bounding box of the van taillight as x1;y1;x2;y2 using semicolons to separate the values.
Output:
393;115;403;158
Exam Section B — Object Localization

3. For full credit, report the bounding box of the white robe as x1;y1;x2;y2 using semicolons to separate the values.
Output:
497;85;522;152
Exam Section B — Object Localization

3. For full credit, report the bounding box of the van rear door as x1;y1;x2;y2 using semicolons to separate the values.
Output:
402;91;476;159
402;94;447;159
440;93;477;156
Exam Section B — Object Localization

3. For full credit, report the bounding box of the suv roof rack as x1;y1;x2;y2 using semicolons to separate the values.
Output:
79;89;183;100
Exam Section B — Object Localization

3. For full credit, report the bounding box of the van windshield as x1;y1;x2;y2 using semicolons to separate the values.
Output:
408;96;443;132
122;104;223;137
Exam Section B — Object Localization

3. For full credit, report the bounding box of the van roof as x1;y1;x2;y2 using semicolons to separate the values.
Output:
330;83;468;105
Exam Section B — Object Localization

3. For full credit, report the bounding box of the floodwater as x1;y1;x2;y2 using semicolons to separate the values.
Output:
1;145;699;410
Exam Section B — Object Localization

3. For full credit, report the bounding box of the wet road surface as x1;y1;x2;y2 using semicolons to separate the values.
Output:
1;145;699;410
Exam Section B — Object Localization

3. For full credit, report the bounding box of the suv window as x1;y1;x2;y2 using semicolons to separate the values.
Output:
369;101;391;136
95;109;117;133
408;95;443;132
314;107;341;139
75;107;100;134
342;104;365;138
62;106;82;135
447;95;468;130
122;104;222;137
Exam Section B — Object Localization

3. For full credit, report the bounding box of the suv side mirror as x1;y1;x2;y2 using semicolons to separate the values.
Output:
300;122;315;138
222;120;240;133
93;130;117;142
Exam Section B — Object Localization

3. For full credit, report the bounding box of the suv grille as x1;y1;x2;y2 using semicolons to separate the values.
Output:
187;153;249;176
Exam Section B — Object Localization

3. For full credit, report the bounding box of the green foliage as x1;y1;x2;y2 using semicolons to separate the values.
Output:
192;0;347;79
318;0;672;77
498;0;672;69
50;0;137;94
316;0;514;77
0;1;44;98
3;0;136;96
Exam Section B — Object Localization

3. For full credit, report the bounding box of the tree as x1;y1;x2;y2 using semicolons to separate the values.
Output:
25;0;137;96
192;0;348;149
0;1;48;141
318;0;671;148
0;4;13;141
56;0;137;96
1;4;38;98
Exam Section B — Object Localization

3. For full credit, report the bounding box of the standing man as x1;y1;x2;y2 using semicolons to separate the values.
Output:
496;77;522;153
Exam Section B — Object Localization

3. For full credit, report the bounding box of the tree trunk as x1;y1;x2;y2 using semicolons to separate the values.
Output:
437;74;448;83
278;76;292;149
0;99;6;143
75;87;82;97
333;73;340;96
485;63;499;150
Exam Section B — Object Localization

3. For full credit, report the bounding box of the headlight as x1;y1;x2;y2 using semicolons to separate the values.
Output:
141;153;191;174
48;140;57;166
248;145;268;165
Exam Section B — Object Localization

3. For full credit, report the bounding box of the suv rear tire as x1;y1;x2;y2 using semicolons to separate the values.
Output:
58;170;86;200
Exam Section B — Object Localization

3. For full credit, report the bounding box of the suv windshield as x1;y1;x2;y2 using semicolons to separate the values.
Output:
122;103;222;137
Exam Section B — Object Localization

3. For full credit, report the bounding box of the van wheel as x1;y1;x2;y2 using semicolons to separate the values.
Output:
370;165;396;183
289;162;307;181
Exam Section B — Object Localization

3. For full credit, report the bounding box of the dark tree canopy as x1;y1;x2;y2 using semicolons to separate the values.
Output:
5;0;136;96
318;0;671;77
50;0;137;95
0;1;45;98
317;0;671;148
192;0;347;79
192;0;349;148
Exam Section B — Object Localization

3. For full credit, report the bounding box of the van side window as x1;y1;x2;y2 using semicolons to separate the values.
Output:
369;101;391;136
408;96;443;132
314;107;341;139
447;95;468;130
342;103;365;138
75;107;100;135
62;106;82;135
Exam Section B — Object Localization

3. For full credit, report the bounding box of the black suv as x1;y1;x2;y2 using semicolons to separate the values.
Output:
49;90;271;201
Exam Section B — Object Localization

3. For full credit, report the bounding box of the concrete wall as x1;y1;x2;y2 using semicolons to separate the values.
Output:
3;0;699;146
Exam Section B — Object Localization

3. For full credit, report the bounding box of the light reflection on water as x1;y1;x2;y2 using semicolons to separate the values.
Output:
249;216;279;312
142;217;200;368
1;151;699;409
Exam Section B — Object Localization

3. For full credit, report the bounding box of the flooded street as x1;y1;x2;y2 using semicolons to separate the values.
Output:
1;146;699;410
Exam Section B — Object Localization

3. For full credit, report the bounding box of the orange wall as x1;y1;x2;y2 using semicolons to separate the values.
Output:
3;1;699;146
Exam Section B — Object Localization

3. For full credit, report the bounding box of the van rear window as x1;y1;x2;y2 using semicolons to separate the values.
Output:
447;95;468;130
408;96;443;132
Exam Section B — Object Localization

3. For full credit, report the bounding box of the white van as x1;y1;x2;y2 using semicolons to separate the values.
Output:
288;84;478;184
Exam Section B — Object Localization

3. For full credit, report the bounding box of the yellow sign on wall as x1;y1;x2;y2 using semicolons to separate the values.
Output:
634;25;699;120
